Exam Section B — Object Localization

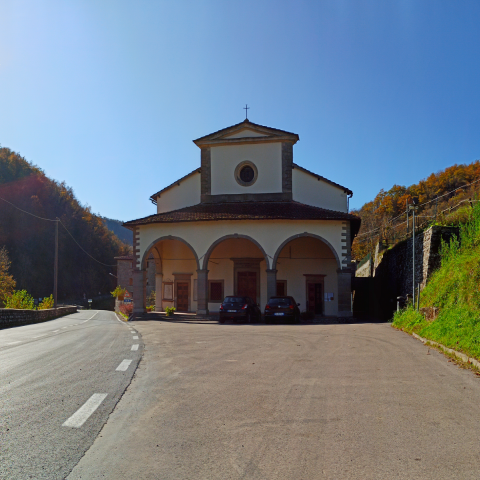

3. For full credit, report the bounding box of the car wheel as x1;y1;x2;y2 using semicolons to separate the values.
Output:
219;319;225;324
246;313;251;323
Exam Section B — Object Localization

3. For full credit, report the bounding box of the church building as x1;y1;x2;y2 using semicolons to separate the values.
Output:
124;118;360;317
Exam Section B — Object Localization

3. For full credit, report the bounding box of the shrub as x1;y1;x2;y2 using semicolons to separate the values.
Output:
146;305;155;312
4;289;35;309
38;294;54;310
111;286;127;299
165;306;176;316
146;290;156;307
120;303;133;316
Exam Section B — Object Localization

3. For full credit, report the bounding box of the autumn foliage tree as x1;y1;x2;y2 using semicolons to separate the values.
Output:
0;147;131;301
0;246;16;306
352;161;480;261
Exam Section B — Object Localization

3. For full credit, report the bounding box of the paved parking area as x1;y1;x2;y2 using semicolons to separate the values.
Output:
69;320;480;480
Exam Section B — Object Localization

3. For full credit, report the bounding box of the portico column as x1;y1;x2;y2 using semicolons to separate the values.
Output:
196;269;209;315
337;268;353;317
132;269;146;316
155;273;163;312
266;269;277;302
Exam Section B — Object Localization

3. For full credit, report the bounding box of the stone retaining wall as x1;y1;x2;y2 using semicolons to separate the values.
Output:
0;306;78;328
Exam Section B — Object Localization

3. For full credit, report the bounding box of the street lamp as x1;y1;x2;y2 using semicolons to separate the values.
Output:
408;198;419;307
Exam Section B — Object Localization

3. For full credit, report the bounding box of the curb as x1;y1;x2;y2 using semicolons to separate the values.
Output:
411;332;480;370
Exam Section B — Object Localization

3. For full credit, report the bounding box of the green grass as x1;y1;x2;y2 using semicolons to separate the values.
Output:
393;202;480;360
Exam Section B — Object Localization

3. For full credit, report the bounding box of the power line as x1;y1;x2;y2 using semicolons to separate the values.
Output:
0;194;118;267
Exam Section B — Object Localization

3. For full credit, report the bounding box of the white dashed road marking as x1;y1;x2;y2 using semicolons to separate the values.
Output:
62;393;108;428
116;359;132;371
7;341;21;345
131;344;139;351
32;335;46;338
133;336;139;340
53;330;60;333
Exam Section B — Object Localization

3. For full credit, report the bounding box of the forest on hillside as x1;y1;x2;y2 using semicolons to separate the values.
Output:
0;147;131;303
351;161;480;261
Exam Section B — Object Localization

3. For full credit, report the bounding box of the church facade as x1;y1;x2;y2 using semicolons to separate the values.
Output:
124;119;360;317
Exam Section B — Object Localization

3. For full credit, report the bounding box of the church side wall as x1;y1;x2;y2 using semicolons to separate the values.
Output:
210;143;282;195
292;168;348;213
156;172;201;214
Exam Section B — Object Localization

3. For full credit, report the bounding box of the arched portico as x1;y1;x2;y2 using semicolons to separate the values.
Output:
270;233;350;316
133;235;200;314
200;234;271;313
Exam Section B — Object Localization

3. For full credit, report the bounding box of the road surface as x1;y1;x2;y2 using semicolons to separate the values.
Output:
0;310;142;480
68;320;480;479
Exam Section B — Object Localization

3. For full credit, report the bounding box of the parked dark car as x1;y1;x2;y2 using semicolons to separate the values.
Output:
264;296;301;324
219;296;261;323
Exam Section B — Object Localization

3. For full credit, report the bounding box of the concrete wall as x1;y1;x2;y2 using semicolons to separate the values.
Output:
353;226;458;320
292;168;348;213
210;143;283;195
0;306;77;328
156;171;201;214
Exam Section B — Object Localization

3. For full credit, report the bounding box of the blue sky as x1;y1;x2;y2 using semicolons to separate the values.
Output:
1;1;479;220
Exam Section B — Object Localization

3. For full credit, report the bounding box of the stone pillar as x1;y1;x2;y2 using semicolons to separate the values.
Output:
337;269;353;317
132;269;146;316
266;269;277;303
196;269;209;315
155;273;163;312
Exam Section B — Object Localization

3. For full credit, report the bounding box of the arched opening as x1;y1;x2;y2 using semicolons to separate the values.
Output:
273;234;340;316
141;236;199;313
203;235;269;310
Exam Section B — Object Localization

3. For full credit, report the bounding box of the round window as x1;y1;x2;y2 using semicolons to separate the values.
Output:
234;161;258;187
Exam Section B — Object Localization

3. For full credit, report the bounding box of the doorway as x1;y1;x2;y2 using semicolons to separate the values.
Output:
237;271;257;303
307;283;323;315
176;282;189;312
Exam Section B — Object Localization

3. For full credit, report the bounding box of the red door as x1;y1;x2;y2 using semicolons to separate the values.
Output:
237;272;257;303
176;282;189;312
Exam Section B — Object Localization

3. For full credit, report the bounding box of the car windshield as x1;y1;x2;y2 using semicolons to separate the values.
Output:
223;297;245;303
268;298;292;306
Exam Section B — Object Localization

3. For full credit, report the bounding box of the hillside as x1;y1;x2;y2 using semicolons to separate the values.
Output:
0;147;131;301
393;203;480;360
102;217;133;246
352;161;480;261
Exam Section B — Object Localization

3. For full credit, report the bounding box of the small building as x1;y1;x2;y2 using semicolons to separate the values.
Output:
124;119;360;317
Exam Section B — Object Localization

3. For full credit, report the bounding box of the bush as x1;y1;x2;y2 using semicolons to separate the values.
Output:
4;289;35;309
111;286;127;299
146;305;155;312
165;306;176;316
38;294;54;310
120;303;133;316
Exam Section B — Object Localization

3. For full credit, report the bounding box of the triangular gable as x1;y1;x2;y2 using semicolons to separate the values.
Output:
193;119;299;147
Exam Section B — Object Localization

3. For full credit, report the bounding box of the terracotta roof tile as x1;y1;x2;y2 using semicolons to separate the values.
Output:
124;202;360;236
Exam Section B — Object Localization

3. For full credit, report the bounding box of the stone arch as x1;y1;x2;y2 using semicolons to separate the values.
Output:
272;233;341;270
141;235;200;271
202;234;270;270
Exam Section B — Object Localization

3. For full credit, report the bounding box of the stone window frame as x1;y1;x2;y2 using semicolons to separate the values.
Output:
208;280;224;302
234;161;258;187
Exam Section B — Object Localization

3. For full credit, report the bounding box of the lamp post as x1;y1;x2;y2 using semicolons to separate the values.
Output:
408;199;419;306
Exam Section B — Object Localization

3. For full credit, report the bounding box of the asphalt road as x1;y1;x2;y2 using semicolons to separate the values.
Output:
67;320;480;480
0;310;142;480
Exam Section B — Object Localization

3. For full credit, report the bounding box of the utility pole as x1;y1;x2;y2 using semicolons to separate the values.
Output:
54;218;58;309
409;199;418;306
406;201;409;234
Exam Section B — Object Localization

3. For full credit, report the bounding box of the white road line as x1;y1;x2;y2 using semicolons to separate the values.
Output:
7;341;21;345
133;336;139;340
53;330;60;333
116;359;132;371
131;344;139;351
62;393;108;428
88;311;99;320
32;334;46;338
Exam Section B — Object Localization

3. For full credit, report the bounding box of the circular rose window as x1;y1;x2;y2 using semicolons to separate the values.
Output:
235;161;258;187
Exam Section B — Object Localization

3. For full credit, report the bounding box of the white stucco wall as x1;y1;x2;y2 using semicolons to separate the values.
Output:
210;143;282;195
156;171;201;214
223;129;269;138
292;168;348;213
138;219;347;315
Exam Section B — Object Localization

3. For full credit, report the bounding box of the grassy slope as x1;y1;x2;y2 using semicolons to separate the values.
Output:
392;203;480;359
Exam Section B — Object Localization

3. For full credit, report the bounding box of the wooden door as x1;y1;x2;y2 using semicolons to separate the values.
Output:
307;283;323;315
176;282;189;312
237;272;257;303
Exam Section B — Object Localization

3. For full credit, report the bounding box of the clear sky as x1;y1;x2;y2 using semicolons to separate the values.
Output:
1;1;479;221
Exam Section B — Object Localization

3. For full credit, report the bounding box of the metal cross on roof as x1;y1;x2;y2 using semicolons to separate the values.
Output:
244;104;249;120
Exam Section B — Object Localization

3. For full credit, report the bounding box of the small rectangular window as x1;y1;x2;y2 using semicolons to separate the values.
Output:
209;281;224;302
